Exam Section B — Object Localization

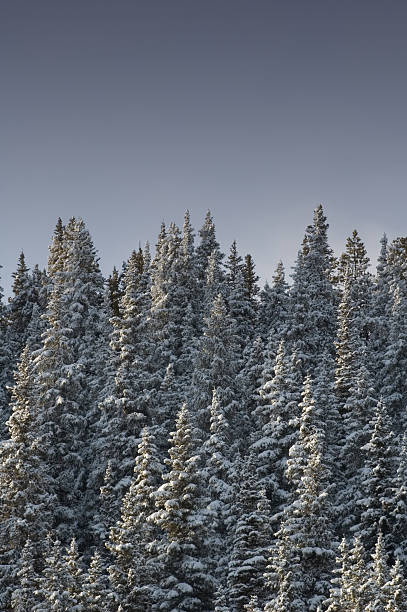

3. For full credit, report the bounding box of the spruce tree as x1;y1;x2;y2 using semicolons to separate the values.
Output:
81;550;113;612
97;246;152;523
202;389;233;584
225;241;256;348
151;403;214;611
325;537;371;612
107;427;163;611
107;266;123;318
41;536;83;611
242;254;259;305
0;272;13;434
264;377;335;611
9;539;42;612
251;341;303;516
285;205;337;373
356;400;399;557
370;234;391;386
226;455;271;611
380;285;407;430
195;211;223;288
335;364;376;535
31;218;108;547
366;532;390;612
0;347;54;610
190;293;242;448
257;260;289;352
384;558;407;612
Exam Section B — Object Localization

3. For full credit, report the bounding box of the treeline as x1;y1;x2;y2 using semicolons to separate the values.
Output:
0;207;406;610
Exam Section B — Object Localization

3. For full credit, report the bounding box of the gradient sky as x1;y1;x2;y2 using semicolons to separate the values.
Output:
1;0;407;296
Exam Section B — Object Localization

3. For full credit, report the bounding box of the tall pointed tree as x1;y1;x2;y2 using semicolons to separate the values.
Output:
285;205;337;374
257;260;289;351
264;376;335;611
190;293;242;449
355;400;399;557
0;346;55;610
151;403;214;611
226;455;272;611
107;427;163;611
30;218;108;547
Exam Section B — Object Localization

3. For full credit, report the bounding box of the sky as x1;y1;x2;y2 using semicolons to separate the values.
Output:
1;0;407;296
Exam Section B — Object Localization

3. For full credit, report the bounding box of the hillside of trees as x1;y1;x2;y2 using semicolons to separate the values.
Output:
1;206;407;610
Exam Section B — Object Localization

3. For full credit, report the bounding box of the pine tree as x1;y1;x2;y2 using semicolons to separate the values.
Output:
195;211;223;288
31;218;108;547
337;229;371;286
107;427;163;611
202;389;233;584
335;278;365;405
10;539;42;612
47;217;64;279
7;253;48;368
264;570;296;612
190;293;242;448
380;285;407;430
237;336;265;439
251;341;303;516
264;377;335;611
151;403;214;611
384;558;407;612
0;273;13;435
81;550;113;612
325;537;371;612
244;594;262;612
226;455;271;611
107;266;122;317
242;254;259;305
97;247;153;523
336;364;377;535
257;260;289;351
285;205;337;373
370;234;391;386
366;532;390;612
356;401;399;556
390;433;407;563
0;346;55;610
148;219;200;444
42;536;83;611
225;241;256;348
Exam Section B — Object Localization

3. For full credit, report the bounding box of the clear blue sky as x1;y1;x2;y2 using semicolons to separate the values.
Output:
1;0;407;296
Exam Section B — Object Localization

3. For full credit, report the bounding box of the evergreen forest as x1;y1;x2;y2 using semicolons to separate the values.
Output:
1;206;407;611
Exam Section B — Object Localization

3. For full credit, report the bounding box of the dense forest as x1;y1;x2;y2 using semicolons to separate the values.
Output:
0;206;406;611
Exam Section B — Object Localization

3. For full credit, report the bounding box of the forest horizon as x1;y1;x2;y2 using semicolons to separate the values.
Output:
0;206;406;610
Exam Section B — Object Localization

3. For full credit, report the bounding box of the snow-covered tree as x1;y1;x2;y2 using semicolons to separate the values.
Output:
264;377;335;611
202;389;233;584
0;346;55;610
325;536;370;612
97;246;152;523
224;241;257;348
384;558;407;611
81;550;113;612
151;403;214;611
251;341;303;516
30;218;108;547
190;293;242;449
257;260;289;353
285;205;337;373
335;364;376;535
355;400;399;556
226;455;271;611
107;427;163;611
41;536;83;611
